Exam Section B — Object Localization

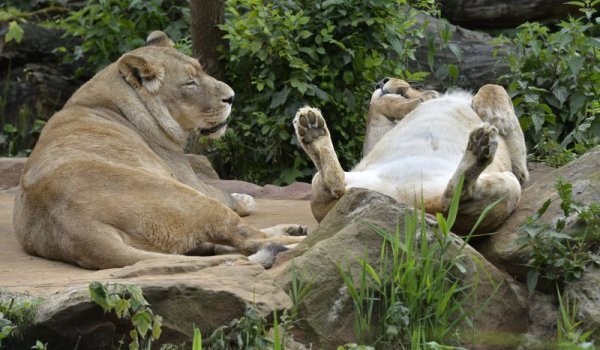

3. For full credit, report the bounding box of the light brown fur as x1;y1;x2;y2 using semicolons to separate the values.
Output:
12;31;304;269
294;78;529;233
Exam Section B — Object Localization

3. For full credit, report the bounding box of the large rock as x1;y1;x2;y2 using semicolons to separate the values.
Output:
265;188;530;349
478;147;600;281
5;256;292;350
0;158;25;189
565;266;600;343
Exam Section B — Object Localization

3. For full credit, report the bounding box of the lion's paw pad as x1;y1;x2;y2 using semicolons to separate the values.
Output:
294;108;326;144
467;124;498;164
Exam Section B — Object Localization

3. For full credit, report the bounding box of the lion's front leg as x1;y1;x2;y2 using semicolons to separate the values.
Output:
293;107;346;222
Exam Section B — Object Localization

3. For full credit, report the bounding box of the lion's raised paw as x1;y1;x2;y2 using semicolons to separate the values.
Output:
467;123;498;165
294;107;327;144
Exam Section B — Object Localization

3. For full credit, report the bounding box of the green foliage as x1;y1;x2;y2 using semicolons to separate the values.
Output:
88;282;163;350
204;306;271;349
192;326;203;350
60;0;190;74
338;177;485;348
519;179;600;294
497;0;600;165
4;20;24;43
205;0;431;185
557;291;595;350
0;313;15;347
0;295;43;347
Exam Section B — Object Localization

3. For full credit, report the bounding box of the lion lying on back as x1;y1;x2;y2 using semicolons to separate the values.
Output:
294;78;529;233
13;31;305;269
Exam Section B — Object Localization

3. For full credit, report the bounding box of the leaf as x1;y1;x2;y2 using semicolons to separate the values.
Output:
3;124;17;133
298;30;312;39
269;86;291;109
132;310;152;338
551;86;569;107
5;21;24;43
567;56;584;77
192;326;202;350
343;71;355;85
152;315;162;340
115;298;131;318
89;282;110;312
447;43;463;62
527;269;539;295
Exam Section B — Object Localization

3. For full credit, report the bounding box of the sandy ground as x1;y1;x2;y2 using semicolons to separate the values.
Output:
0;189;317;295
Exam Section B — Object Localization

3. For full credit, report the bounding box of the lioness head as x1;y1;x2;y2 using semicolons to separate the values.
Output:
371;77;426;102
117;31;234;141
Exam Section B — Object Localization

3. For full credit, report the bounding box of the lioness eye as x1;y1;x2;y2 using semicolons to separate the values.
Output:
185;80;198;87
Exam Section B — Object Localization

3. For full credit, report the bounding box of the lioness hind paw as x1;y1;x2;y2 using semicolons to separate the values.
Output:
467;123;498;165
248;243;288;269
294;107;326;145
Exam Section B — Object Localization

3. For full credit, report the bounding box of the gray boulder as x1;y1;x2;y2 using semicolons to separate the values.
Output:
9;256;291;349
478;146;600;281
265;188;530;349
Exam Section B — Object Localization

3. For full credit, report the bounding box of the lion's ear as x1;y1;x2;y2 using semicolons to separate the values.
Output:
118;54;164;93
145;31;174;48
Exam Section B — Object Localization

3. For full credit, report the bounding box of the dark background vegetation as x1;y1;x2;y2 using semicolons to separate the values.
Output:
0;0;598;185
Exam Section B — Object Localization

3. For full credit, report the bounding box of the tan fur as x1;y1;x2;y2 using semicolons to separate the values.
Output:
12;31;304;269
294;79;529;234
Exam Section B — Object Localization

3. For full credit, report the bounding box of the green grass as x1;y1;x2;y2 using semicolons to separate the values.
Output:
338;177;496;349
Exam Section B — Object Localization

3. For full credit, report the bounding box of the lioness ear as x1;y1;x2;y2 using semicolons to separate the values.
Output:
118;54;164;93
145;30;174;48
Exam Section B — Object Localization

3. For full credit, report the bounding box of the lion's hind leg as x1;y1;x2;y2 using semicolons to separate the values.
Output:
441;123;521;233
294;107;346;221
472;84;529;184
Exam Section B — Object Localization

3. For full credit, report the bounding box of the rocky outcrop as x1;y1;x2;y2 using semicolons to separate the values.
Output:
478;147;600;281
0;157;25;189
7;256;292;349
265;188;532;349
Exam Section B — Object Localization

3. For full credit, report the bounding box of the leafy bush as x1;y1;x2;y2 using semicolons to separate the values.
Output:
519;179;600;293
204;0;431;185
498;1;600;166
89;282;163;350
60;0;190;74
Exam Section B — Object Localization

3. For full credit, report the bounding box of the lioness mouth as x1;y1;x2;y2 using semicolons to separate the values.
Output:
199;122;227;135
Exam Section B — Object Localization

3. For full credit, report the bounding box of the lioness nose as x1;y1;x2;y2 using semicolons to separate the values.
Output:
222;95;235;105
375;77;390;90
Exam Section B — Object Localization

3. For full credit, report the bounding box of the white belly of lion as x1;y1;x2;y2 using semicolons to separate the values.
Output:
351;92;481;202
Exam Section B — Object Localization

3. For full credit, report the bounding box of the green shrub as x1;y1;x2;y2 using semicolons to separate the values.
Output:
498;1;600;165
88;282;163;350
518;179;600;294
61;0;191;75
204;0;431;185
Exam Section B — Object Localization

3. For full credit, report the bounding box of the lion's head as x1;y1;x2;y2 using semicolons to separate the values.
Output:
116;31;234;142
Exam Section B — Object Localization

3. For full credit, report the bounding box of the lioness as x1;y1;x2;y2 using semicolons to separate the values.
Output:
13;31;305;270
294;78;529;233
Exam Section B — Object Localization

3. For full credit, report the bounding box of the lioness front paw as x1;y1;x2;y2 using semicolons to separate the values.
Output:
419;90;439;102
262;224;308;237
232;193;256;217
467;123;498;165
294;107;326;144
